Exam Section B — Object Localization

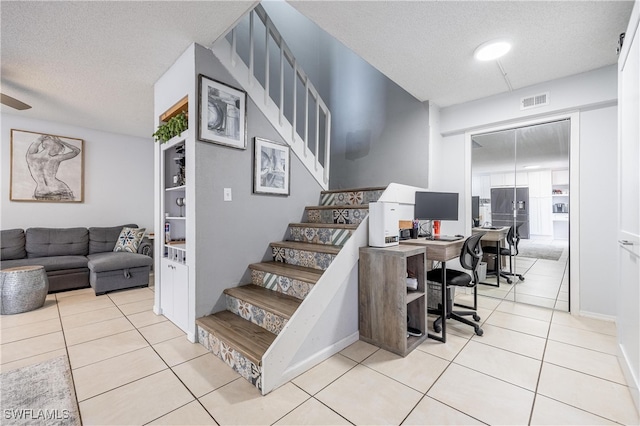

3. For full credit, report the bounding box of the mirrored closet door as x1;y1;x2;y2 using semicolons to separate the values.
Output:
471;120;570;311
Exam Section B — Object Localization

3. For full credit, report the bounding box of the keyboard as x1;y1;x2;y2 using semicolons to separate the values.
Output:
481;226;502;230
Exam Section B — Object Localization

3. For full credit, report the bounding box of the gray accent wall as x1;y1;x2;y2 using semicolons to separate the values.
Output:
193;44;322;316
263;2;430;190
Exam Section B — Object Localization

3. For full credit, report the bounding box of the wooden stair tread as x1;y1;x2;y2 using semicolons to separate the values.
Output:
271;240;342;255
224;284;301;318
320;186;386;194
305;205;369;210
196;311;275;365
289;222;357;229
249;261;323;283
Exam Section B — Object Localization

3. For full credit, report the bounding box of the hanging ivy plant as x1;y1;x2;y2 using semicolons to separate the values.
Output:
153;111;188;143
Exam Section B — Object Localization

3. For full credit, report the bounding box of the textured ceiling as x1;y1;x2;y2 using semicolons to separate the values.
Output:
289;0;634;106
1;1;634;140
1;1;256;138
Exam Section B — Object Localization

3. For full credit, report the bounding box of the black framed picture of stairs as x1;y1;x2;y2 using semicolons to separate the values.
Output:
253;137;290;196
198;74;247;149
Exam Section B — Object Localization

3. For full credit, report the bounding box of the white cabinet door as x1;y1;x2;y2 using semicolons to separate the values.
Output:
552;169;570;185
490;173;505;187
528;171;541;196
539;196;553;235
516;172;528;187
472;176;481;196
172;263;189;332
529;197;540;234
504;172;515;187
540;170;552;196
160;258;189;332
481;175;491;198
160;258;174;319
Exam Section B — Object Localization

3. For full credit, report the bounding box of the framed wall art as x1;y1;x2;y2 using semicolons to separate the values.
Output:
198;74;247;149
253;137;290;196
10;129;84;202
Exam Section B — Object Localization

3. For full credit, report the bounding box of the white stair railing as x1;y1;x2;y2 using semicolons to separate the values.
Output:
210;4;331;189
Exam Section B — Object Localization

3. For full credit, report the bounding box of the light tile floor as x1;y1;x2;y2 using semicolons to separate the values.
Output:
478;239;570;311
1;285;638;425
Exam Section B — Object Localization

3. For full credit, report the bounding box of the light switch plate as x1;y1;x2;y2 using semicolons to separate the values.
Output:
223;188;232;201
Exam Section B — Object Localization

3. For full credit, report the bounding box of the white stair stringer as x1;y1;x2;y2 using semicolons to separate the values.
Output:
260;215;368;393
210;38;329;190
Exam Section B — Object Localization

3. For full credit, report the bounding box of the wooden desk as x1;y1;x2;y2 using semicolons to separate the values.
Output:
472;227;509;287
400;238;464;343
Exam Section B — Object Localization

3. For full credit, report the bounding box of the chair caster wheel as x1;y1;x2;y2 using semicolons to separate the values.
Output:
433;324;442;333
506;278;513;284
473;314;481;322
520;276;525;281
475;328;484;336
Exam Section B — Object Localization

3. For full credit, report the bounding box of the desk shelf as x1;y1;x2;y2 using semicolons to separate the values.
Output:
359;245;427;357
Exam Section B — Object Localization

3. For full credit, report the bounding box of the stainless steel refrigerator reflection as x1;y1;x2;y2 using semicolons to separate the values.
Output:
490;187;530;238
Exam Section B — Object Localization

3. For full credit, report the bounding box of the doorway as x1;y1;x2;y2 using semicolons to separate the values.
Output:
471;119;570;311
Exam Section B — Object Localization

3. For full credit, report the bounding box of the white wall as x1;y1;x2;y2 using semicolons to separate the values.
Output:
434;65;619;317
1;114;153;230
439;66;618;135
579;105;619;315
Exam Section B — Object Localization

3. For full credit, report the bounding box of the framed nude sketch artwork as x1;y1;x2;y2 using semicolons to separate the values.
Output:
10;129;84;202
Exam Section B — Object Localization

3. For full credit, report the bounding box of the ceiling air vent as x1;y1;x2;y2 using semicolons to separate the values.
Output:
520;92;549;110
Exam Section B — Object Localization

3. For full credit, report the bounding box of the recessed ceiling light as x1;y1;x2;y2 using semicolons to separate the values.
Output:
474;40;512;61
523;165;541;169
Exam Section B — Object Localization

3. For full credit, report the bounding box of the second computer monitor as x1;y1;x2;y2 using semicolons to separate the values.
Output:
414;191;459;221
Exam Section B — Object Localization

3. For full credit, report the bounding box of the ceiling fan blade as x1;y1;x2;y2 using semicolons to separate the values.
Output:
1;93;31;110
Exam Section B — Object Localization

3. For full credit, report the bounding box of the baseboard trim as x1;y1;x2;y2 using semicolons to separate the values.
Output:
278;331;360;386
576;310;616;322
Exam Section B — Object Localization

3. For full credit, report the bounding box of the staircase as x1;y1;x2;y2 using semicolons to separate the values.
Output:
196;187;385;393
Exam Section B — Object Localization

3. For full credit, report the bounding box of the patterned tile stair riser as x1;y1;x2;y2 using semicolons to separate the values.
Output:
251;269;313;300
320;189;384;206
306;208;369;225
272;247;336;271
289;226;352;246
225;294;288;335
198;326;262;391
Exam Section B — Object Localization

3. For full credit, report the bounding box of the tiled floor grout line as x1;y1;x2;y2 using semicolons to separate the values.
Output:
7;281;635;425
272;382;355;426
526;303;554;425
53;292;85;426
81;293;221;425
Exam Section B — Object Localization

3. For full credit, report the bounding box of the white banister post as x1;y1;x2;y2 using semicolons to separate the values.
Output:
231;28;236;67
315;98;320;171
249;11;254;87
279;45;284;126
325;109;331;184
264;17;270;106
292;63;298;143
304;79;309;158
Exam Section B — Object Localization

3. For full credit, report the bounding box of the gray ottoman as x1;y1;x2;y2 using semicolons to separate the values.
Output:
1;265;49;315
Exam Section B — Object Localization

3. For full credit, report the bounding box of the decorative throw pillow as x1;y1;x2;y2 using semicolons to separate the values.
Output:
113;227;146;253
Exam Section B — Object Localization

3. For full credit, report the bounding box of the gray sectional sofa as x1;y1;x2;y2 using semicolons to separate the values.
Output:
1;224;153;295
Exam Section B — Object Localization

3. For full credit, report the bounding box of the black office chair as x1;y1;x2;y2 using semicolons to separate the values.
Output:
483;223;525;284
427;232;485;336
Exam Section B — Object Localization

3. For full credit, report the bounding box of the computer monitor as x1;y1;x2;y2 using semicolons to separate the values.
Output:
414;192;459;221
